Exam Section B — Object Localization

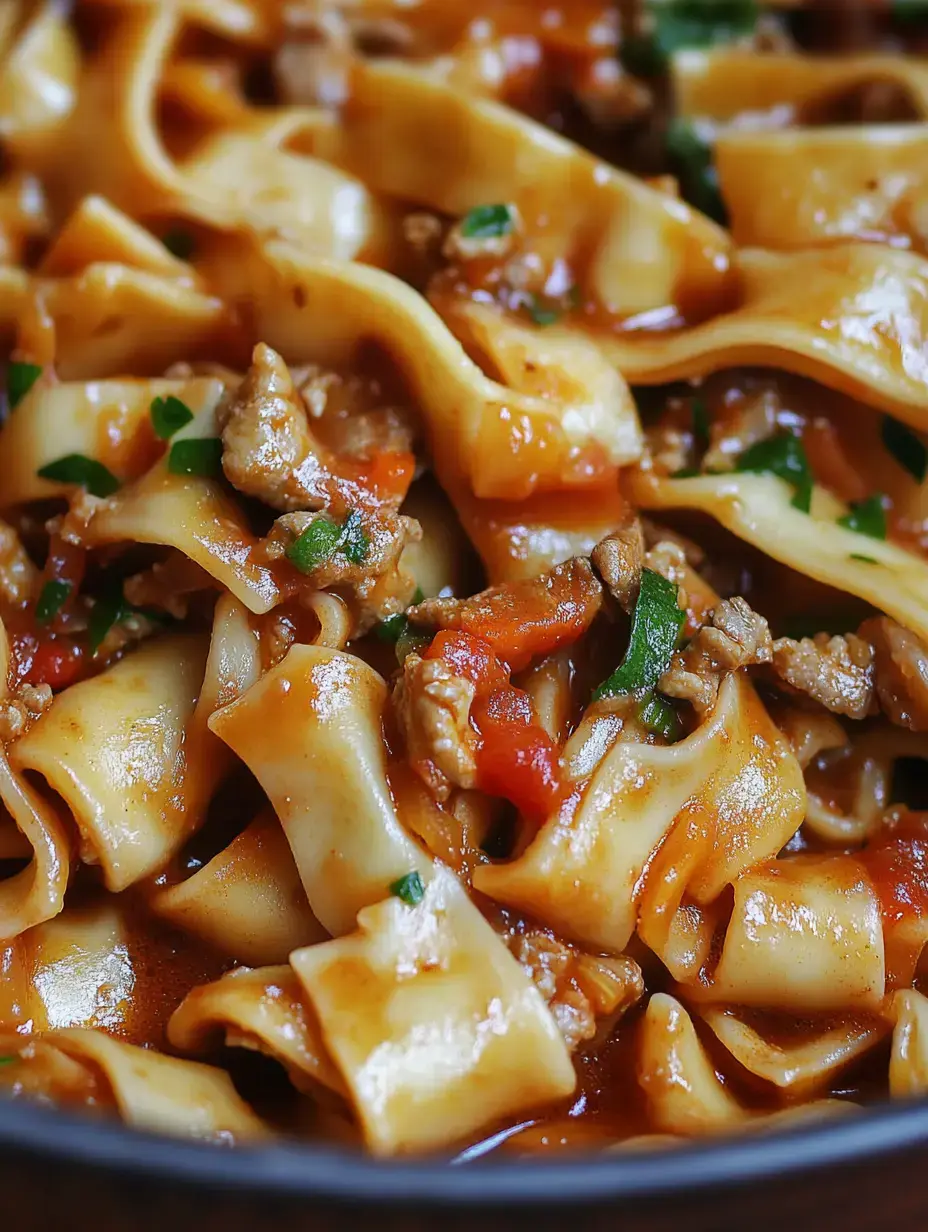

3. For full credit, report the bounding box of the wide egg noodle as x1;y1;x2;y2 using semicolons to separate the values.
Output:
0;0;80;167
474;673;803;955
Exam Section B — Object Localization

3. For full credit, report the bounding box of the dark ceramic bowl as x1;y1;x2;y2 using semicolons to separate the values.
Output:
3;1095;928;1231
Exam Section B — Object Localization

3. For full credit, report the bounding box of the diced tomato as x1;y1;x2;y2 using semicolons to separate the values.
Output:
473;687;563;825
860;812;928;927
360;450;415;504
424;630;508;691
27;638;83;690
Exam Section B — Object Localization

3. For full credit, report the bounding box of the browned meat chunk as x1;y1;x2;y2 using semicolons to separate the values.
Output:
393;654;478;801
591;519;645;613
0;520;37;609
660;596;773;716
859;616;928;732
771;632;876;721
0;683;52;742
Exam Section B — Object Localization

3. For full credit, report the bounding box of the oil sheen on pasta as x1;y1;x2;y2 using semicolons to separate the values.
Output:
2;0;928;1160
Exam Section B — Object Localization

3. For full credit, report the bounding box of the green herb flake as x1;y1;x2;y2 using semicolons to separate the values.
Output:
638;692;680;742
736;433;814;512
666;119;726;224
37;453;120;498
377;613;409;643
167;437;223;479
525;295;561;327
6;361;42;410
691;398;710;449
150;394;194;440
390;870;425;906
89;583;129;653
849;553;879;564
594;568;686;700
0;1056;17;1066
459;203;515;240
671;467;701;479
285;517;342;574
882;415;928;483
35;579;72;626
339;509;370;565
161;229;195;260
838;493;887;540
622;0;758;74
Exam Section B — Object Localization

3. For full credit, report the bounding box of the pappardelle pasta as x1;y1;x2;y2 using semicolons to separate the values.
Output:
2;0;928;1159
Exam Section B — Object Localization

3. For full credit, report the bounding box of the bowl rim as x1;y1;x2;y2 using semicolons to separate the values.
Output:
2;1094;928;1206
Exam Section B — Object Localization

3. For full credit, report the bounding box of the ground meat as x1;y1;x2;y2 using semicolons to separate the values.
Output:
0;520;37;608
393;654;478;801
123;554;214;620
443;205;522;263
511;929;644;1052
407;558;603;672
0;683;52;743
660;596;773;716
220;343;330;514
859;616;928;732
262;507;421;633
770;632;876;721
591;519;645;613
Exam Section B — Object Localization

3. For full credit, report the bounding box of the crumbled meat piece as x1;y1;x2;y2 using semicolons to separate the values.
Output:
52;492;103;548
572;58;653;129
701;385;780;474
123;553;214;620
859;616;928;732
220;343;330;514
263;507;421;634
402;211;444;258
407;558;602;672
660;596;772;716
771;632;876;721
0;520;37;608
512;929;643;1052
393;653;478;801
0;683;52;742
591;519;644;613
273;12;352;108
641;519;706;569
644;423;690;476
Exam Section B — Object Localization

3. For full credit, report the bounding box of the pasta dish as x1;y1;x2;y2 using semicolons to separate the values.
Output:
2;0;928;1161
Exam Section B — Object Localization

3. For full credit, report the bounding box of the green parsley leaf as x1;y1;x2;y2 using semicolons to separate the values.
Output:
594;568;686;700
35;579;72;625
150;394;194;440
37;453;120;498
7;361;42;410
838;493;887;540
89;582;129;653
167;438;223;478
666;119;726;224
339;509;370;565
736;433;814;512
161;229;195;260
524;295;561;327
0;1056;17;1066
882;415;928;483
390;870;425;906
671;467;701;479
460;203;515;240
286;517;342;574
638;691;680;742
850;553;879;564
623;1;758;76
377;612;409;643
692;398;710;449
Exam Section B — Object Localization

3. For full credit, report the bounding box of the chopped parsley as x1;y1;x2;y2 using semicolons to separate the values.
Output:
339;509;370;565
37;453;120;498
622;0;758;76
882;415;928;483
666;119;726;224
88;581;168;653
390;870;425;906
35;579;72;625
638;692;681;742
459;203;516;240
594;568;685;700
6;361;42;410
837;493;887;540
376;589;425;644
0;1056;16;1066
150;394;194;440
167;437;223;478
524;295;561;327
850;554;879;564
736;433;813;512
671;467;701;479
